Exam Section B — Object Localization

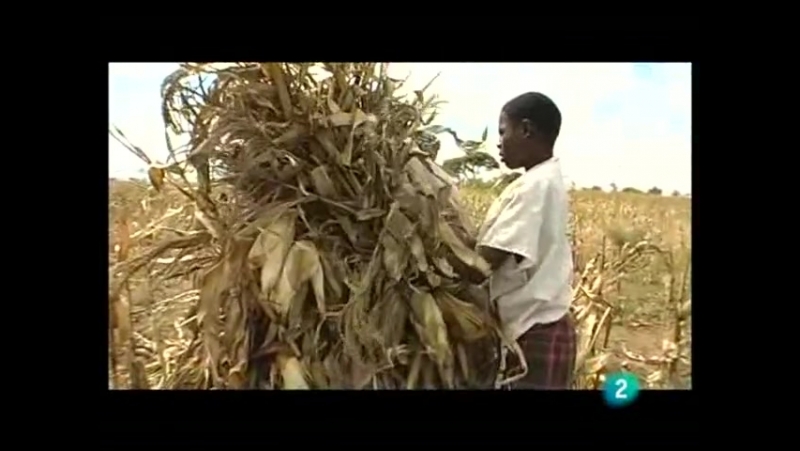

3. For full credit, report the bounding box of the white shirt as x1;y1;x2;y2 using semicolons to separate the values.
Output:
477;157;573;342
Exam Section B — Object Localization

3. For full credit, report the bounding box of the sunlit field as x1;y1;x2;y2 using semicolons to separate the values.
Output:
109;178;691;389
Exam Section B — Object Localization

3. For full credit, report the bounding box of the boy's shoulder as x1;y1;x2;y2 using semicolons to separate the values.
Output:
525;157;563;185
504;158;563;200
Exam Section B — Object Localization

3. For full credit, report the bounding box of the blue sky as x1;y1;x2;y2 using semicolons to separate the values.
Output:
109;62;692;193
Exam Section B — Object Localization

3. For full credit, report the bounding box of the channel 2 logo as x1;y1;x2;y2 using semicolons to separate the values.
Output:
602;372;641;408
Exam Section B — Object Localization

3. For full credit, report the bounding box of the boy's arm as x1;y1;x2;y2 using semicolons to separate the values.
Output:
478;246;516;271
477;183;547;274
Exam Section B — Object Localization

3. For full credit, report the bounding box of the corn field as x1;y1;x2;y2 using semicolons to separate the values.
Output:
109;178;691;389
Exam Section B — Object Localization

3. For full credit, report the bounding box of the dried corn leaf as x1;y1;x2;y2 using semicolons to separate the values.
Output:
248;210;297;303
277;353;310;389
408;290;452;372
271;240;326;317
381;233;409;281
438;217;490;276
435;290;491;342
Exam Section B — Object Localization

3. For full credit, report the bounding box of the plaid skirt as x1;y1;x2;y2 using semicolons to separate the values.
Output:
506;314;577;390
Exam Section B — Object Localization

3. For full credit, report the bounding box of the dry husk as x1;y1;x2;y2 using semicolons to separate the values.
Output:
113;62;524;389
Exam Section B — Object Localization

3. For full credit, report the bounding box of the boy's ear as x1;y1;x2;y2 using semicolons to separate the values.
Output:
520;118;535;138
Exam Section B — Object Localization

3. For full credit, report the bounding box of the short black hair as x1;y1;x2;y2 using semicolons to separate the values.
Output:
502;92;562;147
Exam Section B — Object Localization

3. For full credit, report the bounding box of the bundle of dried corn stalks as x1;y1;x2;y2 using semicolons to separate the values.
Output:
111;62;523;389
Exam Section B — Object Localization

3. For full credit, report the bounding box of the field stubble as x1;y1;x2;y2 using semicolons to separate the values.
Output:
110;179;691;389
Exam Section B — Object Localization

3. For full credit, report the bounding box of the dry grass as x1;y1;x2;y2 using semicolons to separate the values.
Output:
110;178;691;389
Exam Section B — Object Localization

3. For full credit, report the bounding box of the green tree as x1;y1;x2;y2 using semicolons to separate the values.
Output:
439;127;499;180
647;186;662;195
442;153;499;180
